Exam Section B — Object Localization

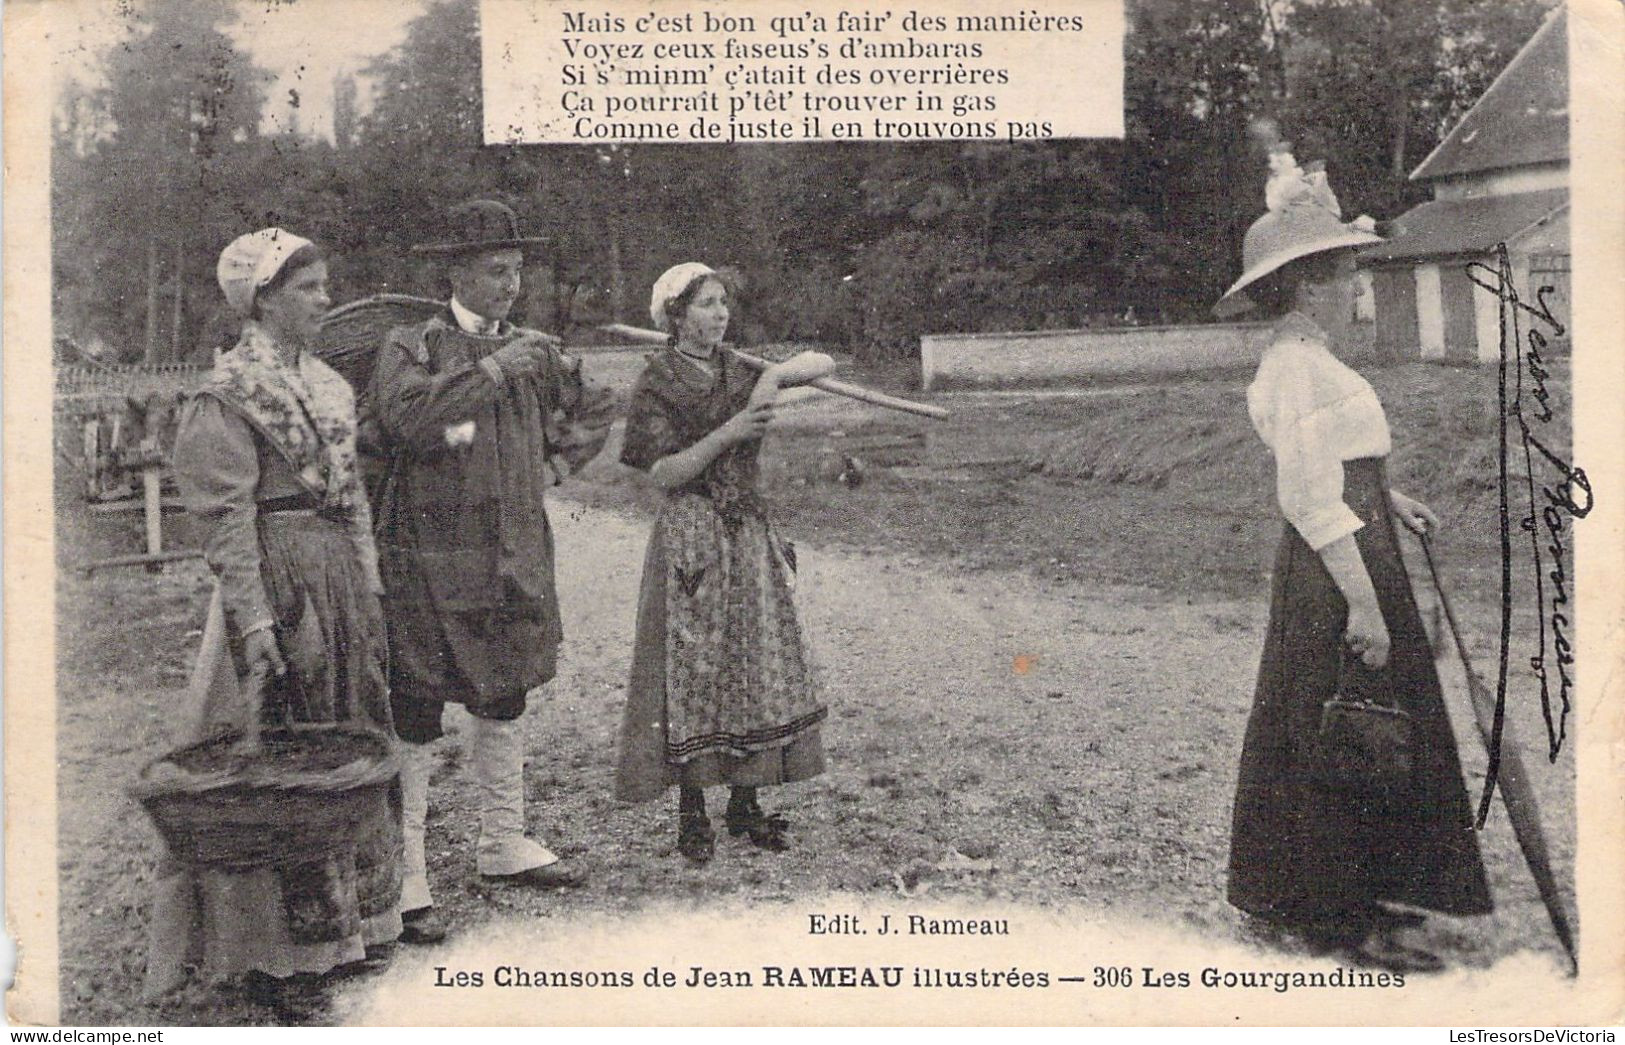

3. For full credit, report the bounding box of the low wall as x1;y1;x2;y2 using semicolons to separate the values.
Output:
919;321;1275;389
570;341;655;392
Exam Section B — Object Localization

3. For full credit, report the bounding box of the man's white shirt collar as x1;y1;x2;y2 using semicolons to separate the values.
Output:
450;297;501;335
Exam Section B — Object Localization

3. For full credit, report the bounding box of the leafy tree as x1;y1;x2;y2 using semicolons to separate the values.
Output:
51;0;1558;365
63;0;270;361
1122;0;1274;316
1273;0;1548;220
347;0;518;299
348;0;748;329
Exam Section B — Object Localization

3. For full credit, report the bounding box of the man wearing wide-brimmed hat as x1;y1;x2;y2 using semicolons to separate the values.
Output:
369;199;614;943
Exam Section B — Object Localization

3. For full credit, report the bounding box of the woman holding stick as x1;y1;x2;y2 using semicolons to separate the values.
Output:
614;263;835;862
148;229;400;1016
1218;152;1491;972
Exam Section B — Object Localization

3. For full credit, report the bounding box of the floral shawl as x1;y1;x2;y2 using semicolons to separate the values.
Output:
195;321;361;514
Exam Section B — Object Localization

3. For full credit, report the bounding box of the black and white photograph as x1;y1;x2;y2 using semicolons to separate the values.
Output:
4;0;1623;1030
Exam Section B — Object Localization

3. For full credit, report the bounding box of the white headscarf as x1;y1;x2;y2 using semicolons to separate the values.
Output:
216;228;314;317
649;262;716;330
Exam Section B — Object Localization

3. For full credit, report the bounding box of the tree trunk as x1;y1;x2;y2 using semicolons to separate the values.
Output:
551;262;579;335
1261;0;1289;100
169;233;185;362
144;237;160;364
608;221;626;325
1381;0;1411;181
1390;93;1410;179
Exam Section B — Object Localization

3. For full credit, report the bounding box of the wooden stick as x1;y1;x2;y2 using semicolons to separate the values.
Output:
731;350;951;420
597;324;949;420
82;549;203;573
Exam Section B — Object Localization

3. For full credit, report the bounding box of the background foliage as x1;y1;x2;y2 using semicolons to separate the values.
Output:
52;0;1553;363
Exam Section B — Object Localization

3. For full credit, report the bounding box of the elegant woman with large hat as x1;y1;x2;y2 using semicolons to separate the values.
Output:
1218;153;1492;971
145;229;401;1017
613;263;836;862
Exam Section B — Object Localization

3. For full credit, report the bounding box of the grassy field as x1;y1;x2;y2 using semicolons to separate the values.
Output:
579;355;1558;611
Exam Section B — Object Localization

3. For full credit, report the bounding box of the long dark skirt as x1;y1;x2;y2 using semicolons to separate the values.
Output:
1227;458;1492;925
146;511;401;993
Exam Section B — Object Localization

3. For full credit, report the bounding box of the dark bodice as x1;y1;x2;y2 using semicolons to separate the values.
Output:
621;347;766;523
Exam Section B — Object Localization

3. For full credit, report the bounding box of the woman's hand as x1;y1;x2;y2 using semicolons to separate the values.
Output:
1344;598;1391;669
748;370;782;410
716;400;775;445
1389;489;1440;537
1317;533;1389;668
366;559;386;598
649;397;772;489
243;627;287;677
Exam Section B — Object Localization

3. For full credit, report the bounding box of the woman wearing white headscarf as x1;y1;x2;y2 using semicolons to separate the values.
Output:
145;230;400;1017
614;263;836;862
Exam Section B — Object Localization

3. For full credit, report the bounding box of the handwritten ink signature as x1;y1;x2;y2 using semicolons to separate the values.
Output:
1465;243;1591;827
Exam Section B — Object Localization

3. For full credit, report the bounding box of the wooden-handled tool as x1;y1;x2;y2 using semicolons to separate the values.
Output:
1418;532;1577;974
597;324;949;420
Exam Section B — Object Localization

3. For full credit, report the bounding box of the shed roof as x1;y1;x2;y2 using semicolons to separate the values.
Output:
1410;8;1568;182
1361;188;1568;264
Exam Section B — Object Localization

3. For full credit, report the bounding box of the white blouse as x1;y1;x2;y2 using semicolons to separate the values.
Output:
1246;313;1392;550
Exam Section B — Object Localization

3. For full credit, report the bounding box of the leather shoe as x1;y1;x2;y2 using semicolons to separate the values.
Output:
481;861;586;889
243;970;327;1022
678;814;716;864
1350;932;1444;974
724;791;791;852
337;943;396;976
399;906;448;945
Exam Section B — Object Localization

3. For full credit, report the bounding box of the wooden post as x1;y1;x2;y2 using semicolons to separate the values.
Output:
142;438;163;565
608;225;626;324
169;234;185;361
82;420;101;501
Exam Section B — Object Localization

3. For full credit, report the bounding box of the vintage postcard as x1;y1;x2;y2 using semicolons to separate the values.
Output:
5;0;1623;1029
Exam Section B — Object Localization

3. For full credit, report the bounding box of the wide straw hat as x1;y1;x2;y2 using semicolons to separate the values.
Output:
650;262;717;330
1214;161;1381;318
412;199;547;257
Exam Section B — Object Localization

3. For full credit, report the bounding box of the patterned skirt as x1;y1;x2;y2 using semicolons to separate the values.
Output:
615;493;826;802
1227;458;1492;925
145;510;402;993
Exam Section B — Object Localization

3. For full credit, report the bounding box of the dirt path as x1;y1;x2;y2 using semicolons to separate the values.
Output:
55;496;1575;1025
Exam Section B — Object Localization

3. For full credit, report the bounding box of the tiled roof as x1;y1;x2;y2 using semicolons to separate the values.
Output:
1360;189;1567;263
1410;8;1568;182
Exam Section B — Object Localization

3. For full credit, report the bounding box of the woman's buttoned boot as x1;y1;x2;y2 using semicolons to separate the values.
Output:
725;786;789;852
470;715;584;888
397;741;446;944
677;786;714;863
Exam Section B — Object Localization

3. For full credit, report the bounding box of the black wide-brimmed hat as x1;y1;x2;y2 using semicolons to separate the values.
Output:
411;199;547;257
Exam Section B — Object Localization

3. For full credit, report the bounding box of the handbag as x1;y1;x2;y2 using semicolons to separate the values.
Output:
1309;651;1414;800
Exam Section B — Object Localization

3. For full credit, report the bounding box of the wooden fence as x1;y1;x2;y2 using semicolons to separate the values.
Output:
55;362;205;399
53;364;207;472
